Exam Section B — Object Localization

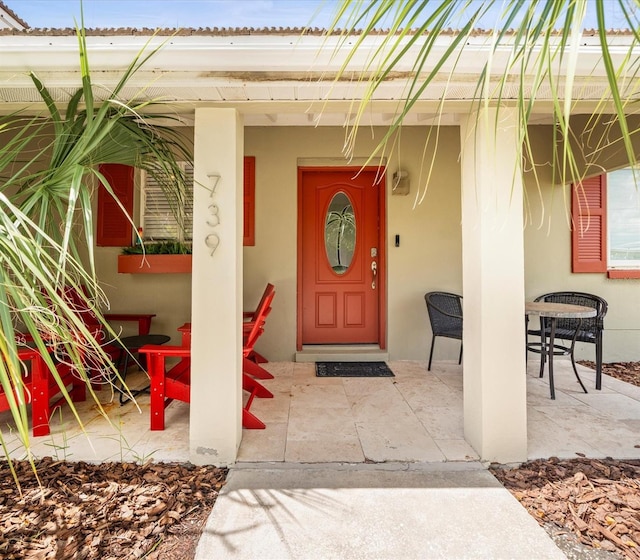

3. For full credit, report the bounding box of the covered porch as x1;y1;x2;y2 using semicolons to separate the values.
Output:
3;30;640;467
3;358;639;464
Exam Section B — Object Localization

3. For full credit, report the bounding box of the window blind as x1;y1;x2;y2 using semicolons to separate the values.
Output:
141;162;193;241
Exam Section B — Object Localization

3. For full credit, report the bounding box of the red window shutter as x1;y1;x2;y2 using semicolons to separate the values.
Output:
571;174;607;273
97;164;134;247
243;156;256;246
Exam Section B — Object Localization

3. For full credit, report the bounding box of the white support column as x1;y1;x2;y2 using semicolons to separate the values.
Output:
190;108;244;465
460;107;527;463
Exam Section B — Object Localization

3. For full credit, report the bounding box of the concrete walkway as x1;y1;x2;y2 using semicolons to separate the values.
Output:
195;462;566;560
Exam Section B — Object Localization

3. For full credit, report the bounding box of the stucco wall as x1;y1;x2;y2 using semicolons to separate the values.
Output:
523;124;640;362
244;125;462;361
94;125;462;360
95;246;193;344
94;153;193;345
4;114;637;366
91;121;640;363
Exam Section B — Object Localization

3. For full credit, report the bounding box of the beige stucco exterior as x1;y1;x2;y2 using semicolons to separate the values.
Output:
524;121;640;362
95;124;466;363
93;121;640;367
4;26;640;463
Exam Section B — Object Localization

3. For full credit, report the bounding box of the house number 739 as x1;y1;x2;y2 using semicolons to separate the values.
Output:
205;173;221;256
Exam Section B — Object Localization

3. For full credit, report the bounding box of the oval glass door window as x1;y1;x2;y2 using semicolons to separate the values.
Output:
325;192;356;274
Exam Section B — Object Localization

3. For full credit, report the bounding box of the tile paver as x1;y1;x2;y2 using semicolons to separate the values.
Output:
1;358;638;464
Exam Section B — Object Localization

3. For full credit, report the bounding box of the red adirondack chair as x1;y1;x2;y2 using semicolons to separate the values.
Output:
0;346;87;437
60;288;163;387
243;283;275;364
6;287;158;435
243;284;276;381
5;287;103;436
140;335;274;431
139;284;277;430
241;302;275;429
138;345;191;431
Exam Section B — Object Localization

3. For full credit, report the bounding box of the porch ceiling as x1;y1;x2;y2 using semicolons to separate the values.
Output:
0;32;637;125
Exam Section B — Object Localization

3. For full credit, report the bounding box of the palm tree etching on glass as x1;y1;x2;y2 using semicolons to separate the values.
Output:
325;191;356;274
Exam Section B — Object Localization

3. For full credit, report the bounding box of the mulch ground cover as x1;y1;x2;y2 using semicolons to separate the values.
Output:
1;361;638;559
580;361;640;387
491;458;640;560
489;361;640;560
0;458;227;559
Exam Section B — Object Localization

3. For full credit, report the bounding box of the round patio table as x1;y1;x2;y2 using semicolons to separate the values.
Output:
525;302;596;400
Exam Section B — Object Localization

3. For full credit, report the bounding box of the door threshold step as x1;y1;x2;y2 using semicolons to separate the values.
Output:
295;346;389;363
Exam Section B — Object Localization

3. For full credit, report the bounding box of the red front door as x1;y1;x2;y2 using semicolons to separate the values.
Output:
298;167;385;346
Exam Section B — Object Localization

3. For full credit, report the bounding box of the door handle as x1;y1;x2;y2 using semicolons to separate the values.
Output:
371;261;377;289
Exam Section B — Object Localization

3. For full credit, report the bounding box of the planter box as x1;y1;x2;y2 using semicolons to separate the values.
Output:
118;254;192;274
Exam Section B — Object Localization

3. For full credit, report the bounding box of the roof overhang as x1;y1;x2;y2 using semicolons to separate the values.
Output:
0;31;638;125
0;2;28;31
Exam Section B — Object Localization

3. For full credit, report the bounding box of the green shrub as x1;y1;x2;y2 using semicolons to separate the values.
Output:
122;241;192;255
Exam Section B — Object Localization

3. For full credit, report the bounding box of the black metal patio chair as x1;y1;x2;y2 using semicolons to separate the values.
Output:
527;291;608;390
424;291;463;371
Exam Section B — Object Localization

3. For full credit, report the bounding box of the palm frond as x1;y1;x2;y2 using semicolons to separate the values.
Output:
0;22;193;452
325;0;640;202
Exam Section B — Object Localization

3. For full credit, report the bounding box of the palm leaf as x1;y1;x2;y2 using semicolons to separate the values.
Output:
325;0;640;201
0;20;193;455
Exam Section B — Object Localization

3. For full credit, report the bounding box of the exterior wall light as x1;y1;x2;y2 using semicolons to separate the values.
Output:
392;169;410;196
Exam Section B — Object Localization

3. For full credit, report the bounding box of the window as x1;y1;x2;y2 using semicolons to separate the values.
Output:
572;167;640;278
141;162;194;241
98;158;256;247
142;157;256;245
607;167;640;269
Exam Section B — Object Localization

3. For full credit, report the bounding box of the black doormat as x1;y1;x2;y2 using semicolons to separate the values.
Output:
315;362;395;377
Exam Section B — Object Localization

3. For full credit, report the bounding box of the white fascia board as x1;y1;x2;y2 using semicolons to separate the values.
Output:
0;35;366;72
0;34;430;76
1;33;636;75
0;34;637;114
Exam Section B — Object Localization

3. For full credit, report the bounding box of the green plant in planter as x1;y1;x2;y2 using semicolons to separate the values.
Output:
122;241;192;255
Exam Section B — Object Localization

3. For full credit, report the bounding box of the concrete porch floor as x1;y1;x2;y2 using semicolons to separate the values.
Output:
1;358;640;464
